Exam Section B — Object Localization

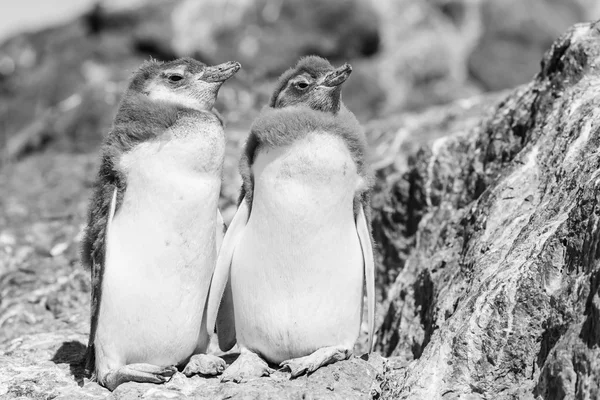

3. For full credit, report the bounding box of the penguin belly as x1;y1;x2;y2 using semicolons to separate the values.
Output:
232;133;364;364
96;142;222;370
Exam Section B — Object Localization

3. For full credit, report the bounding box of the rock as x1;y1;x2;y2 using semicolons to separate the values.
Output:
0;331;386;400
469;0;600;91
170;0;380;77
0;154;94;341
375;21;600;398
373;0;600;112
0;331;91;399
368;91;507;297
373;0;483;112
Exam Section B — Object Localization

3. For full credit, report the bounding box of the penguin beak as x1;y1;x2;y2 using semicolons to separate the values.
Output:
200;61;241;83
321;63;352;87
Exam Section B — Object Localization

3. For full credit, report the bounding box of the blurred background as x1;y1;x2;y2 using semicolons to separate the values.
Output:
1;0;599;343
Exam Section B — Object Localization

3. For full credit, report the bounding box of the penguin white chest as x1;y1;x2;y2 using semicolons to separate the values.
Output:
97;131;224;367
232;132;364;363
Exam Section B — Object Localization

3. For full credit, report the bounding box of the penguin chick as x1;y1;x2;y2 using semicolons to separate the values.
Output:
207;56;375;382
81;57;240;391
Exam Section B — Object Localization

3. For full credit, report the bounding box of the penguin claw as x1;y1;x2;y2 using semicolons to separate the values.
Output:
183;354;226;377
280;361;312;378
159;366;179;377
280;346;352;379
220;351;272;383
103;363;177;390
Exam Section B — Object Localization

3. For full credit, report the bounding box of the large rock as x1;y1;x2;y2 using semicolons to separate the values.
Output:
375;21;600;398
367;91;507;296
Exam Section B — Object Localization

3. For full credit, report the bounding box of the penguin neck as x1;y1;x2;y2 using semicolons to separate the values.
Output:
116;117;225;216
119;114;225;176
118;147;222;229
251;132;363;222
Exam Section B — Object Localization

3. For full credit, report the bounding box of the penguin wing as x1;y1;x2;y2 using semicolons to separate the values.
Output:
215;277;236;351
216;209;225;252
86;186;118;374
356;204;375;352
206;197;251;351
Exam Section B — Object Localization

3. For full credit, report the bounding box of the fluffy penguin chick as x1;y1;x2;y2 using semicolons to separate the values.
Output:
81;57;240;390
207;56;375;382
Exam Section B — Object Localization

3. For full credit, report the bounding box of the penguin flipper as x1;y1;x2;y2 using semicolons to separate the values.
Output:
86;187;118;375
214;209;234;350
216;278;236;351
216;209;225;252
356;205;375;352
207;197;250;351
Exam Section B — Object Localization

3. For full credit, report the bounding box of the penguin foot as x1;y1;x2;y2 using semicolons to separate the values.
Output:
104;363;177;391
183;354;226;377
280;346;352;378
221;350;273;383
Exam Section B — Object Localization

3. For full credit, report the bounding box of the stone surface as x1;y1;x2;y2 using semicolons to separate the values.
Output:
0;331;385;400
375;21;600;398
368;91;507;298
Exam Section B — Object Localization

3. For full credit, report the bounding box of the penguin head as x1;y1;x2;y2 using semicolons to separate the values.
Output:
129;57;241;111
270;56;352;114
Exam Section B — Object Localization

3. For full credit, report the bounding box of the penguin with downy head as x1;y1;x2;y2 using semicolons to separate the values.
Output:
81;57;240;390
207;56;375;381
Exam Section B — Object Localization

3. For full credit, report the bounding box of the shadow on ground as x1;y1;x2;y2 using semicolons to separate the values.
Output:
51;340;87;386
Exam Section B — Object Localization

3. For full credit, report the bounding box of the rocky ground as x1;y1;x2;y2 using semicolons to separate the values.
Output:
1;1;600;399
375;21;600;398
0;329;387;399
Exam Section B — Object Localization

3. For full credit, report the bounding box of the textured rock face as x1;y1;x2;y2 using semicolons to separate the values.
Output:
369;92;506;297
375;22;600;398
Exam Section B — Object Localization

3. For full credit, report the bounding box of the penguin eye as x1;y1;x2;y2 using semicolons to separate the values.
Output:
168;74;184;83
